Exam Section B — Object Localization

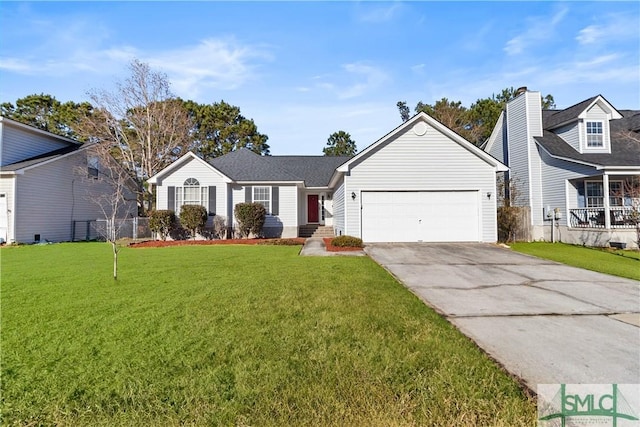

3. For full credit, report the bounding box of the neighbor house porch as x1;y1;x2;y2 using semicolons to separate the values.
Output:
568;175;639;230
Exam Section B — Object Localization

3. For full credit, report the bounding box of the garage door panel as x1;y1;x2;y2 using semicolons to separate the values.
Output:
361;191;479;242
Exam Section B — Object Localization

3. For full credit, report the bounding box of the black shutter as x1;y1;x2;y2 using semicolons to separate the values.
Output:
271;186;279;215
245;186;252;203
208;186;216;215
168;186;175;211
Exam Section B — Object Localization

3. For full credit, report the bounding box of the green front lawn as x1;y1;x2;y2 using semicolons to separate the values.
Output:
1;243;535;426
510;242;640;281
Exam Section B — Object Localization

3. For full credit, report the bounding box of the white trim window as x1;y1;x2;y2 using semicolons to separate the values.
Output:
586;121;604;148
585;180;623;208
175;178;208;215
253;186;270;213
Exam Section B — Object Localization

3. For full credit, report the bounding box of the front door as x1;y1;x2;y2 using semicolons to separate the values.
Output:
307;194;319;223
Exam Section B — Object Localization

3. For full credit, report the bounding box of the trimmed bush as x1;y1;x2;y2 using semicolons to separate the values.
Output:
234;203;266;238
331;235;364;248
148;210;176;241
179;205;208;239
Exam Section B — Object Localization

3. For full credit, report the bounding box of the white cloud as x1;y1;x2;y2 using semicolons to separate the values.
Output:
146;38;273;99
504;6;569;55
576;13;639;45
338;63;388;99
356;2;403;23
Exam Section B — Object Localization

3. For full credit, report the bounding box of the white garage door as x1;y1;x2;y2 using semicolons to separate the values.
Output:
361;191;480;242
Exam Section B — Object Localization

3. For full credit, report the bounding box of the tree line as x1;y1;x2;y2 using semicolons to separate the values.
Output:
397;88;555;146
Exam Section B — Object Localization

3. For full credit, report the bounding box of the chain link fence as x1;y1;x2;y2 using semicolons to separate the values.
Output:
72;218;152;241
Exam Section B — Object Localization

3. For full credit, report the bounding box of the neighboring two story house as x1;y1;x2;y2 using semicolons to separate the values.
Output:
484;89;640;248
0;117;136;244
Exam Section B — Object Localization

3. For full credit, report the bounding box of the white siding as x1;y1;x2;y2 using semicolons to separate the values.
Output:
486;112;505;163
527;93;544;226
332;181;345;235
555;122;580;152
230;184;298;237
13;151;135;243
344;119;498;242
1;122;72;166
155;157;228;226
538;147;597;227
0;176;16;242
582;103;611;153
506;93;531;209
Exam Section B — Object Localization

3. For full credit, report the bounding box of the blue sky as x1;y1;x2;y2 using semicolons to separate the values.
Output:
1;1;638;155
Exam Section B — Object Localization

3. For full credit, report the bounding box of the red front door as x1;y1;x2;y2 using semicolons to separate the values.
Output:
307;195;319;223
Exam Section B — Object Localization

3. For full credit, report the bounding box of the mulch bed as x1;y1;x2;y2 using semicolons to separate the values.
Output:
323;238;365;252
129;237;364;252
130;238;306;248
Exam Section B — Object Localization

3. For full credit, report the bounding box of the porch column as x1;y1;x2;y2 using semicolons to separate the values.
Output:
603;173;611;229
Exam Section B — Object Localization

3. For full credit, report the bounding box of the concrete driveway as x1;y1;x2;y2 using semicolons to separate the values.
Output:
366;243;640;390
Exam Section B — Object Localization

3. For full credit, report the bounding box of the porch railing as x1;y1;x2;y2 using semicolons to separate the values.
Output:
569;207;638;229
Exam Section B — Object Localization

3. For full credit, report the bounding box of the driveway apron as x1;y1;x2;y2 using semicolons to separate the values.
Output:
366;243;640;390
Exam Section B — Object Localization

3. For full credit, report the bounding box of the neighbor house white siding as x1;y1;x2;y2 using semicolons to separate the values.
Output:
505;93;532;212
486;111;505;163
343;118;498;242
0;176;16;243
555;122;580;152
538;147;597;227
1;120;73;166
13;150;132;243
581;103;611;153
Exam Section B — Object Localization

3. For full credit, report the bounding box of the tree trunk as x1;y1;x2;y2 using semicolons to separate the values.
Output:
112;242;118;280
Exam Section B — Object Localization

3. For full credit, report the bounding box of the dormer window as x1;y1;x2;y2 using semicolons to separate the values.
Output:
586;121;603;148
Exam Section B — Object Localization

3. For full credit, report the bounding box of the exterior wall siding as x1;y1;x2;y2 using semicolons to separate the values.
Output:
1;122;72;166
527;93;544;226
486;112;505;162
230;184;298;238
344;121;498;242
332;181;345;236
155;157;228;227
0;176;15;242
13;151;134;243
538;148;597;228
583;103;611;153
505;94;531;209
555;123;580;152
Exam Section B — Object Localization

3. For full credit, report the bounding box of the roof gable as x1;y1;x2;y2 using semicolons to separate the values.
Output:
543;95;622;129
147;151;232;184
338;112;507;173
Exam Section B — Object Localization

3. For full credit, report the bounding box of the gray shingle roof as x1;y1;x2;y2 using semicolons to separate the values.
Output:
542;95;599;129
535;110;640;167
208;148;351;187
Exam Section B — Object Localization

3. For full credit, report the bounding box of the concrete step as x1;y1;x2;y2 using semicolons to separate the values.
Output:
299;225;334;238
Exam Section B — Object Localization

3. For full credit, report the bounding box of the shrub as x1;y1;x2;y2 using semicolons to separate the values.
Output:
148;210;176;241
234;203;266;238
213;215;227;239
179;205;208;239
331;235;364;248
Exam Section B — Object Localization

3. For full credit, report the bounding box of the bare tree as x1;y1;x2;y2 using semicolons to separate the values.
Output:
80;144;137;279
78;59;192;214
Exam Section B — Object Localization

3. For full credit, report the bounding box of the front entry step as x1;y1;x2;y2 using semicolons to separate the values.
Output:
299;225;334;238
